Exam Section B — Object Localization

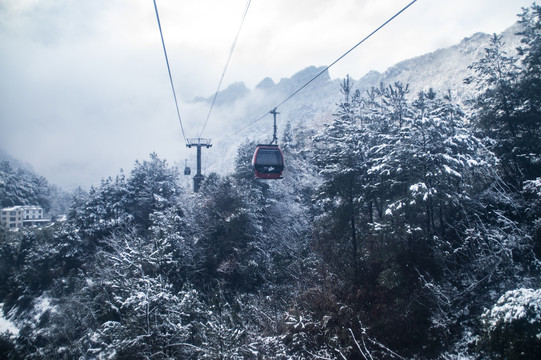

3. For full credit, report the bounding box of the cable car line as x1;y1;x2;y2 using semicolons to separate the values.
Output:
152;0;187;143
234;0;418;136
199;0;252;138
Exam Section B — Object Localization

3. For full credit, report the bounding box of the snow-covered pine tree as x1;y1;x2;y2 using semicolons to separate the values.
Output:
125;153;183;231
466;33;524;191
0;161;51;211
312;78;368;284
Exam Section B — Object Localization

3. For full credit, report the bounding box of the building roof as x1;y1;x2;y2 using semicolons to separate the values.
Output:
2;205;43;211
1;206;23;212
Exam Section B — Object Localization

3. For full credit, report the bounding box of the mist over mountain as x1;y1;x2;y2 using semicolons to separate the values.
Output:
0;147;35;174
193;81;250;106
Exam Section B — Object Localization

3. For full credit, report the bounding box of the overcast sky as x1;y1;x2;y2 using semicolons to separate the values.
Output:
0;0;533;190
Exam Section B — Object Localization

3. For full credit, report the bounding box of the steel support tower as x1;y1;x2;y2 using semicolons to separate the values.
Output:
186;138;212;192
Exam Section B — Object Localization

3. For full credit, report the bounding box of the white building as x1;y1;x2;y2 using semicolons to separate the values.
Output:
1;205;48;229
1;206;24;229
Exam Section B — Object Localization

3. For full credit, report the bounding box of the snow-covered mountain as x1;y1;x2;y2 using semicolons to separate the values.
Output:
0;147;35;173
355;23;523;98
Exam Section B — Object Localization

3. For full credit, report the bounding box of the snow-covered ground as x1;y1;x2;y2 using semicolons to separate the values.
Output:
0;303;19;336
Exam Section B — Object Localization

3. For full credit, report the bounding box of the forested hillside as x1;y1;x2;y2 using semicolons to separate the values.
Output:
1;4;541;359
0;161;71;218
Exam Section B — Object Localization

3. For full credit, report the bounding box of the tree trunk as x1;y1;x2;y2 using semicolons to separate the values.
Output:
349;182;359;284
351;214;359;284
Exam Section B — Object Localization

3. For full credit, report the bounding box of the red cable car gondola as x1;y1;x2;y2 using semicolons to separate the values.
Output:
252;144;284;179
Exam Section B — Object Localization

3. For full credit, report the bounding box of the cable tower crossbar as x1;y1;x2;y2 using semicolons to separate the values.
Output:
234;0;418;135
153;0;188;143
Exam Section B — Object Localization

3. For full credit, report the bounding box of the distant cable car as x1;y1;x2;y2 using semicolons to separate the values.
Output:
252;144;284;179
184;159;191;176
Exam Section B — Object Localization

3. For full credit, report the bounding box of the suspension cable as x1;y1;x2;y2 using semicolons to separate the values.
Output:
153;0;188;143
199;0;252;138
234;0;418;136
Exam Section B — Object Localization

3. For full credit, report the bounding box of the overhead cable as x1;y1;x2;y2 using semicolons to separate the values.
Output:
199;0;252;138
153;0;188;143
235;0;418;135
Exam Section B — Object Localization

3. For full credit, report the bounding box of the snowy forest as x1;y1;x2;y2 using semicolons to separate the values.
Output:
1;4;541;359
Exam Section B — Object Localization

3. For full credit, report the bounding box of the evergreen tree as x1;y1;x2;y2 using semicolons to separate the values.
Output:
467;26;540;190
465;3;541;289
125;153;183;231
66;153;183;239
189;174;261;290
517;4;541;113
383;82;411;128
312;80;368;284
0;161;51;211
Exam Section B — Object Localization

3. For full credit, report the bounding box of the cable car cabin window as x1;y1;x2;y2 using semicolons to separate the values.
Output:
256;150;282;165
253;145;284;179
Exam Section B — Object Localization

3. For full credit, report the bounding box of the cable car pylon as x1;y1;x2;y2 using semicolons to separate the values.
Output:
270;107;279;144
186;138;212;192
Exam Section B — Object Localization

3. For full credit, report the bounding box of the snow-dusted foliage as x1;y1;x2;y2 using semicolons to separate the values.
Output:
482;289;541;329
479;288;541;359
309;78;525;357
0;161;52;212
66;153;183;238
306;13;541;352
